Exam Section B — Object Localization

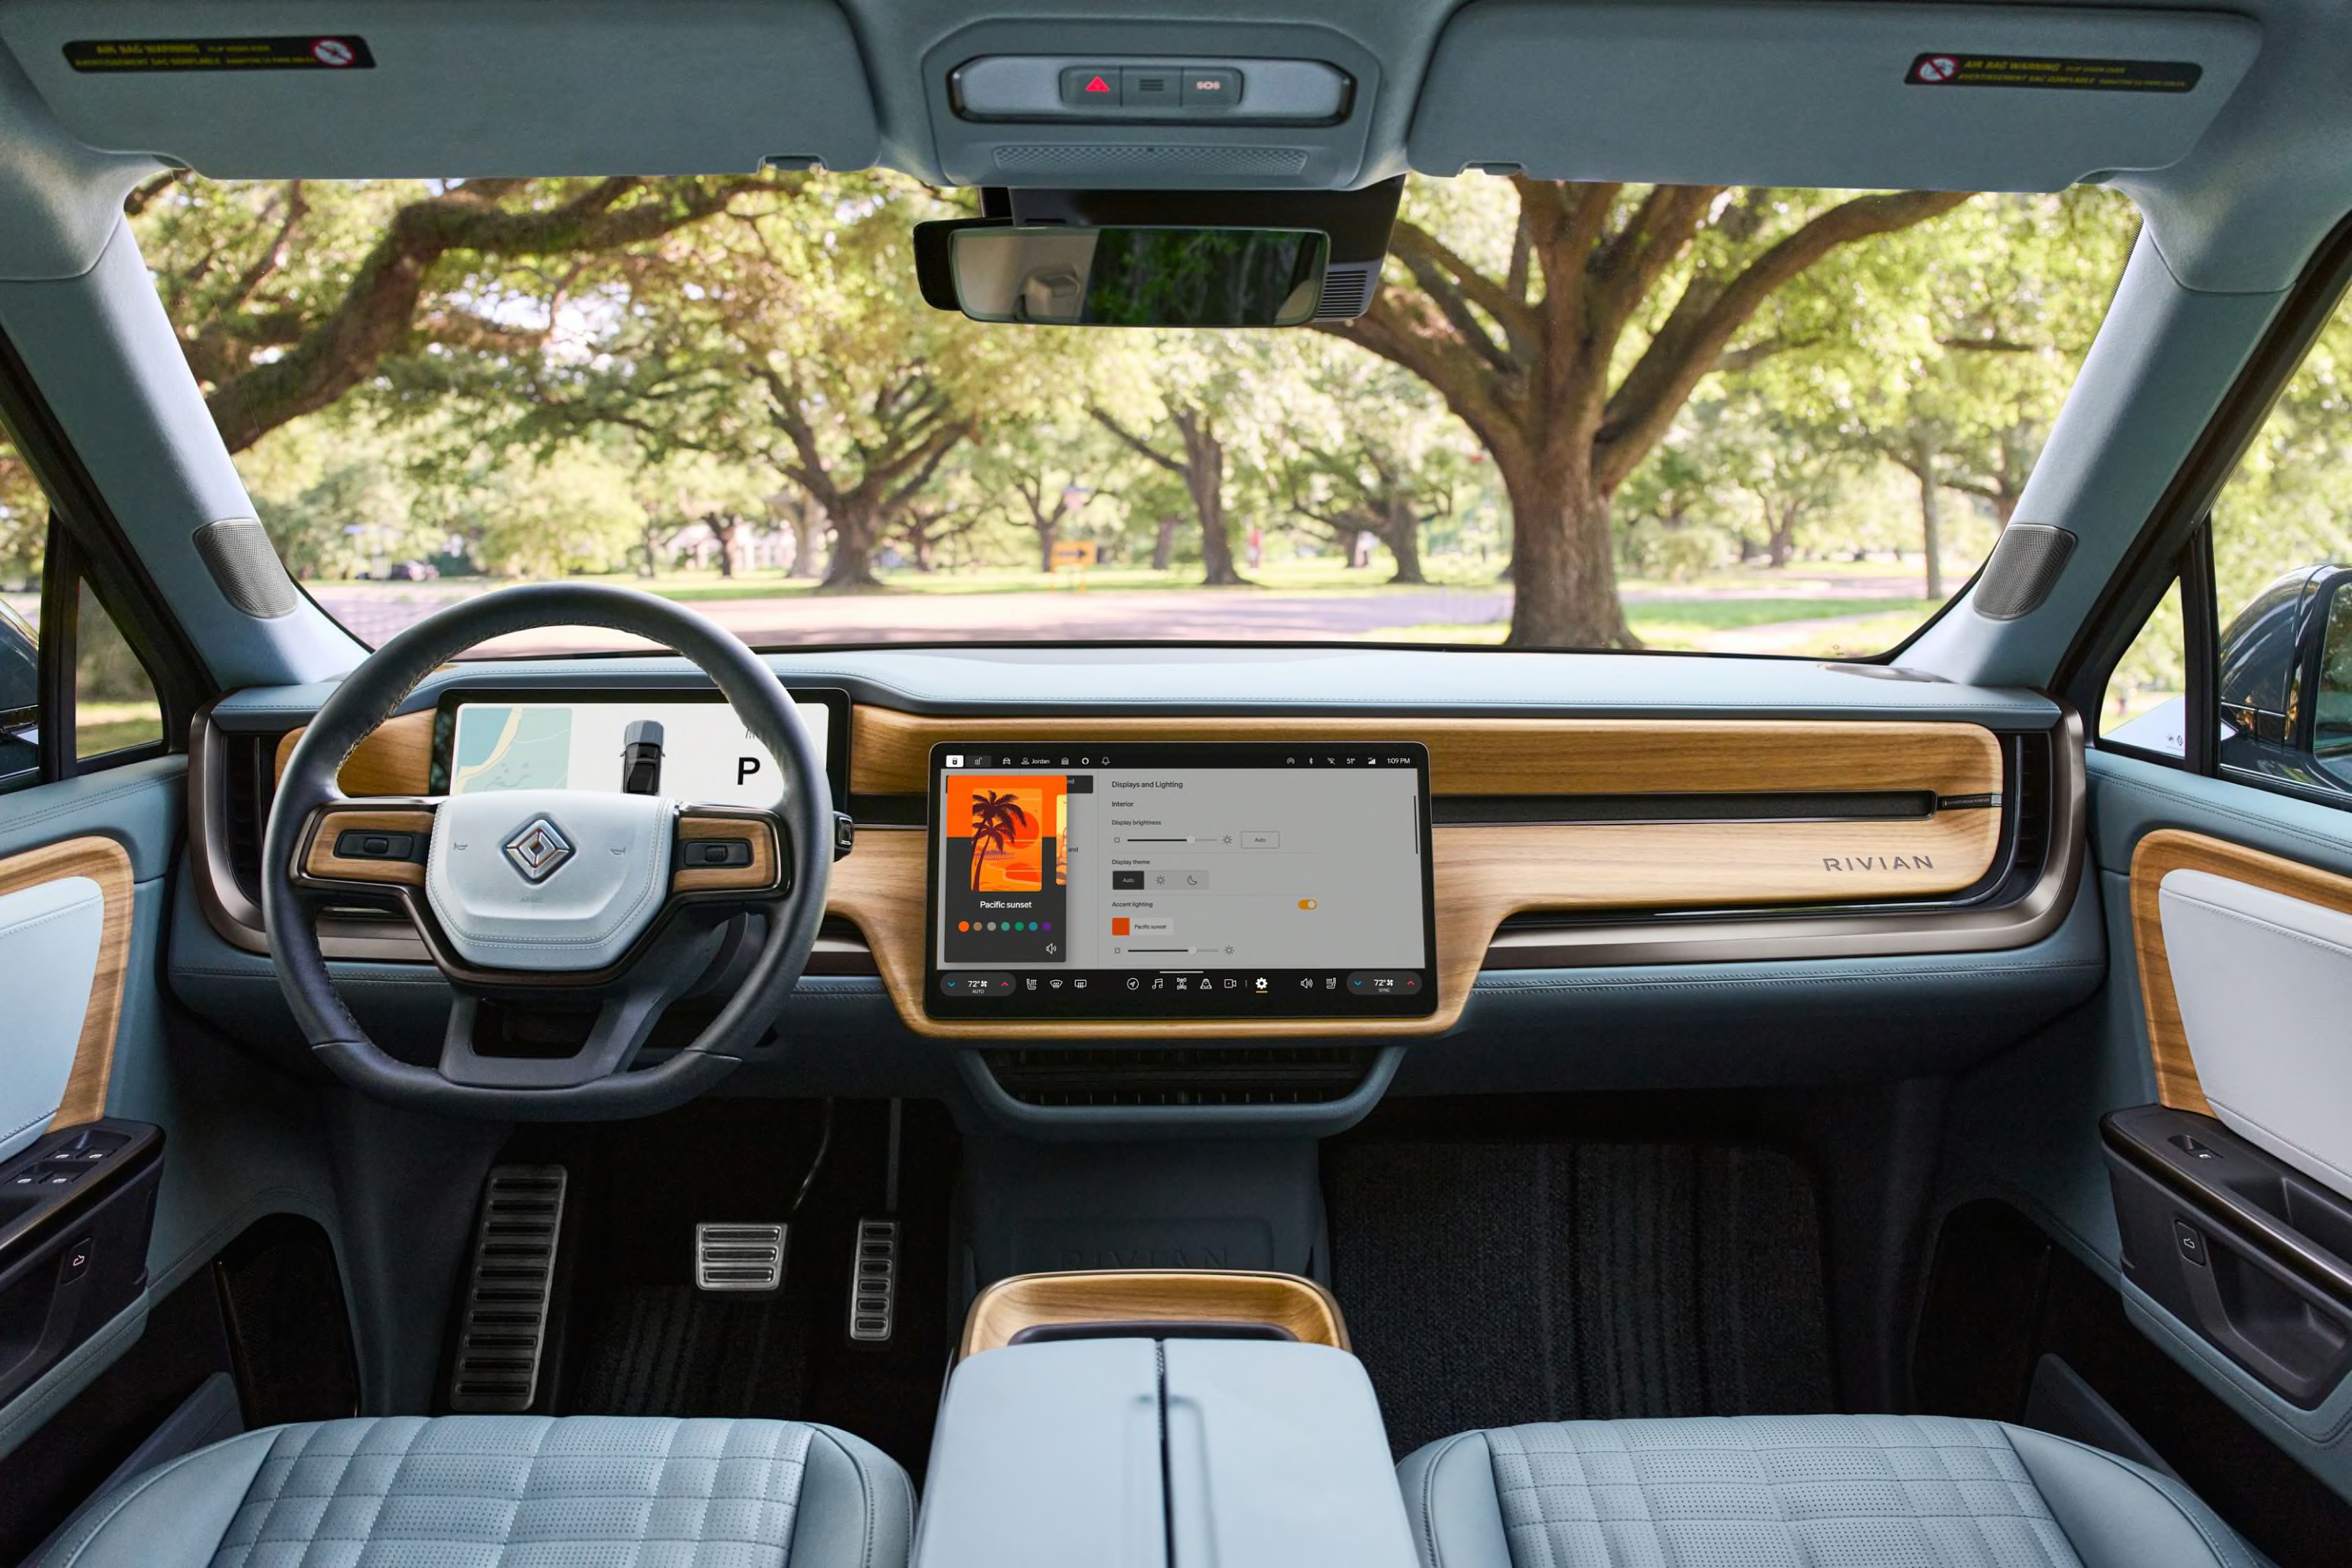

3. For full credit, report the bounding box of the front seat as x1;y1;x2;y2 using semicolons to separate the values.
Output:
1400;1415;2261;1568
36;1414;912;1568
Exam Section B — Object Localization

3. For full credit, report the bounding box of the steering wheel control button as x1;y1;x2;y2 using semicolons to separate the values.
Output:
1348;971;1423;997
941;972;1015;997
684;838;755;869
334;829;419;860
502;817;575;883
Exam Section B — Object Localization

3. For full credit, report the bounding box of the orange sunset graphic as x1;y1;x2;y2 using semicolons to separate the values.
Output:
944;775;1062;891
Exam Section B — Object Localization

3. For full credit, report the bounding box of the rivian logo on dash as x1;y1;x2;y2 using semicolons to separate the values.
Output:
1822;853;1933;871
503;817;574;883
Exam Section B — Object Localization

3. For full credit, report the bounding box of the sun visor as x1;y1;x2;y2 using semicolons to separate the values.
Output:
0;0;880;177
1408;2;2260;192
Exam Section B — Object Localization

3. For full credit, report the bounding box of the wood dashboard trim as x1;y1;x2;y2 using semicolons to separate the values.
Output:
0;836;135;1130
2128;829;2352;1117
851;709;2002;799
835;808;2002;1040
960;1269;1349;1357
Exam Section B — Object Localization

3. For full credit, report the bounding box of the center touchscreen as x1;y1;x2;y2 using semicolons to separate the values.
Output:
925;742;1437;1020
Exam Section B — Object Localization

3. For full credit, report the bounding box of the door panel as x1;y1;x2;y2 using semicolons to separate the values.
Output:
2091;750;2352;1500
0;836;131;1160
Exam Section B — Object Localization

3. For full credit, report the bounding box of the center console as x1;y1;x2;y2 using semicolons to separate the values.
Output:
912;1270;1418;1567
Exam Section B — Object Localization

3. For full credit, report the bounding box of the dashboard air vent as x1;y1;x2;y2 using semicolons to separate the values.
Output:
982;1046;1376;1107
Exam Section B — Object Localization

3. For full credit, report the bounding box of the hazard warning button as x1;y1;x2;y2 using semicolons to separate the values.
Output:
1059;66;1123;107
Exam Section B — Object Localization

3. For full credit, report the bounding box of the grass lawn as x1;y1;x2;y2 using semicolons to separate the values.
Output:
1358;596;1937;653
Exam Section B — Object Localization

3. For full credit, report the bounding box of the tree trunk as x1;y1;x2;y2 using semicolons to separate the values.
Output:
1765;499;1800;568
1380;499;1427;585
1910;439;1945;599
789;505;824;580
820;506;884;592
1499;455;1634;649
709;514;742;579
1152;514;1178;571
1177;413;1245;586
1036;515;1059;574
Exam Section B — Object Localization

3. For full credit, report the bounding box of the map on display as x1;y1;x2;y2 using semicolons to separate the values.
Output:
447;700;830;807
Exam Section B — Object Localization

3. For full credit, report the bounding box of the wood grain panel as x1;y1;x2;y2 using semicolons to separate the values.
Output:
2128;829;2352;1116
960;1269;1348;1357
830;807;2001;1040
302;807;434;888
274;707;435;795
672;812;782;895
851;709;2004;799
0;837;134;1130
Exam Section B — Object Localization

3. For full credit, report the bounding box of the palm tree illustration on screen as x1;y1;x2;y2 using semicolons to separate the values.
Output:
969;791;1031;890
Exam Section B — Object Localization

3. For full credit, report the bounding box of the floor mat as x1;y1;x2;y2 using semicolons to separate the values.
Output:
1326;1140;1834;1456
568;1285;808;1419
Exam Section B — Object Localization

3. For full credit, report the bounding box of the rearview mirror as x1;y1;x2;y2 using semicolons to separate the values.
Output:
943;225;1329;327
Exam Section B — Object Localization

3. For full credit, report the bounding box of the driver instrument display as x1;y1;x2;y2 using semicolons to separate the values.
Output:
430;689;848;808
925;742;1437;1020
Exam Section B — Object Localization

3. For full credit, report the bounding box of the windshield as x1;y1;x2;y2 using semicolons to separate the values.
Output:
138;172;2136;657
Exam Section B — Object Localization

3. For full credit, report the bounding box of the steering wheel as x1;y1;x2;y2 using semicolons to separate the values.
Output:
261;582;833;1120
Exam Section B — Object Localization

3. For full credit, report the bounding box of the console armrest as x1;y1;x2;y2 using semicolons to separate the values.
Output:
913;1336;1415;1568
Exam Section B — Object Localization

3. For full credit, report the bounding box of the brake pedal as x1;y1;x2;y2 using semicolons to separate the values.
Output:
848;1218;898;1343
448;1165;567;1414
696;1223;787;1294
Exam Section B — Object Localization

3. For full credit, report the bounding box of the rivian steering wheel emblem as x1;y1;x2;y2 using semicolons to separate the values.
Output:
503;817;574;883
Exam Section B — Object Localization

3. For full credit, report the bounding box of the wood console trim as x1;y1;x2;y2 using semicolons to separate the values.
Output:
0;837;135;1130
960;1269;1349;1357
2128;829;2352;1117
274;707;435;795
851;709;2003;799
832;807;2002;1040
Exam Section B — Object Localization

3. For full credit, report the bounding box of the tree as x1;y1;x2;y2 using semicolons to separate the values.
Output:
1277;344;1469;583
1092;402;1245;585
969;791;1028;889
1321;180;1972;647
132;172;769;453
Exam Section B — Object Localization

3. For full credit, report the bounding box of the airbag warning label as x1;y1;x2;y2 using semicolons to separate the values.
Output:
65;36;375;73
1904;54;2200;92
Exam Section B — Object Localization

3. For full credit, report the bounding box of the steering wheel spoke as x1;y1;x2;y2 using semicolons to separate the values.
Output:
672;806;788;901
295;797;439;893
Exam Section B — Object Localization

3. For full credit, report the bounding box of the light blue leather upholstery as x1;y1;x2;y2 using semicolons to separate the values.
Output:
36;1414;913;1568
1397;1415;2261;1568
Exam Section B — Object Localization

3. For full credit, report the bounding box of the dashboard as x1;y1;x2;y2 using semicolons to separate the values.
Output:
184;647;2084;1058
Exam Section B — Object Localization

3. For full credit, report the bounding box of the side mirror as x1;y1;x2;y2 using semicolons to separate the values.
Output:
0;599;37;786
916;221;1329;327
2311;573;2352;787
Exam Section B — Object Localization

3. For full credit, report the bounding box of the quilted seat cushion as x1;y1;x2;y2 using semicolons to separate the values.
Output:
1398;1414;2263;1568
38;1414;912;1568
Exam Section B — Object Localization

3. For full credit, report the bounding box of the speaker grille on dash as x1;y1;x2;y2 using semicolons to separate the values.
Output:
1973;523;2078;621
193;518;299;619
990;144;1311;177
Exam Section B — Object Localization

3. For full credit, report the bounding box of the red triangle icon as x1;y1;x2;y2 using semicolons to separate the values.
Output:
1085;74;1110;93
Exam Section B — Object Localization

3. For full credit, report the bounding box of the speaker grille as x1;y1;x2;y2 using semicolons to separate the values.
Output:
1974;523;2077;620
1314;263;1378;319
193;518;298;619
991;144;1310;177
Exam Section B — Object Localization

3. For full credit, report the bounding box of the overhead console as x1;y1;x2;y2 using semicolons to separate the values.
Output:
923;20;1383;189
1409;1;2261;190
0;0;881;177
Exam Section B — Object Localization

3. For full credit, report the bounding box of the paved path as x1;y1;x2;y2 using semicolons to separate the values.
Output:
309;581;1517;654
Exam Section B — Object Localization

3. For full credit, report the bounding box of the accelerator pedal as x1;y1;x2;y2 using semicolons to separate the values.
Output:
847;1218;899;1343
448;1165;568;1414
696;1223;787;1294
